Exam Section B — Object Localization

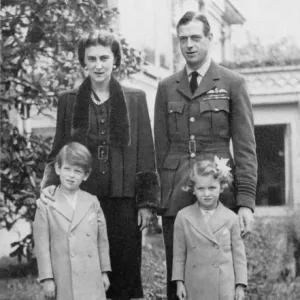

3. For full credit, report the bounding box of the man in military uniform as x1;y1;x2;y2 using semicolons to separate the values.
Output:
154;12;257;300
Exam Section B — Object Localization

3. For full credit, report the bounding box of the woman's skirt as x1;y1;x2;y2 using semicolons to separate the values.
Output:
99;197;143;299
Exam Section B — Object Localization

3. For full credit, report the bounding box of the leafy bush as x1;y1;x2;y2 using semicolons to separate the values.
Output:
0;107;52;262
245;216;300;300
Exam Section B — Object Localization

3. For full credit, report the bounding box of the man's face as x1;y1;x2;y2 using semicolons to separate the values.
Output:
177;20;212;70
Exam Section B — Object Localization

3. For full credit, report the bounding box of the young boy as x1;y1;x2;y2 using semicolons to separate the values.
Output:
33;142;111;300
172;158;247;300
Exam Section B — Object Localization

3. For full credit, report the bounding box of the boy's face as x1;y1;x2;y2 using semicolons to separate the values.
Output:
193;174;223;210
55;162;89;192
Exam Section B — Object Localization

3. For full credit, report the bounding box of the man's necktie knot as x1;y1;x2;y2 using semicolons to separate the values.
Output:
190;71;199;94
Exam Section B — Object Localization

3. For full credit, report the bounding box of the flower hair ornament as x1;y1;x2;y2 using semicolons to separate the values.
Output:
214;156;232;178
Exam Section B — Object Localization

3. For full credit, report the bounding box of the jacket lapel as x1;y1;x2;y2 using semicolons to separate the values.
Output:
193;61;220;99
208;202;230;234
176;68;193;100
50;188;74;222
70;190;94;231
185;203;218;244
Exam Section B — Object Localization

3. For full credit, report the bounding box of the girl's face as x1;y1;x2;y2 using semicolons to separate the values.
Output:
84;44;115;87
193;174;223;210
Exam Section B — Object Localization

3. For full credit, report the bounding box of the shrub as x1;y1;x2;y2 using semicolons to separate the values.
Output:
245;216;300;300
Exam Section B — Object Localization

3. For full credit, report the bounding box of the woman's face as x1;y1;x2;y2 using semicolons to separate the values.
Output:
84;44;115;87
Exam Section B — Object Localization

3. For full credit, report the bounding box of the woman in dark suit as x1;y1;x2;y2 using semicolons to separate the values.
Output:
41;29;160;300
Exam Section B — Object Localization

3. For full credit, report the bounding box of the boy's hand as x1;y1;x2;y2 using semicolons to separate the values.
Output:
176;281;186;300
39;185;57;206
42;279;56;298
102;272;110;291
235;284;245;300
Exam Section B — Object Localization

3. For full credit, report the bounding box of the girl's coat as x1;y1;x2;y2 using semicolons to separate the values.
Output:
172;202;247;300
33;189;111;300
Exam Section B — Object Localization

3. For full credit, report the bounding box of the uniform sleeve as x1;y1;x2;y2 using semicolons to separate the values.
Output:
231;216;247;286
172;213;187;282
95;200;111;273
135;91;160;209
230;76;257;211
154;82;170;173
33;201;54;282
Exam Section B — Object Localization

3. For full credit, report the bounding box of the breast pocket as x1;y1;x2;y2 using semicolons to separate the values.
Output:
167;102;185;135
199;97;230;136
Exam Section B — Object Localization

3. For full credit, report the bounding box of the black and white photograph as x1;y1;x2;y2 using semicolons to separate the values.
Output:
1;0;300;299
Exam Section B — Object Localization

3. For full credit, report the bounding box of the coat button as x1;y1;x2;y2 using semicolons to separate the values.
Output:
190;153;196;158
190;117;195;122
71;252;76;258
213;262;219;268
190;135;195;140
86;232;90;236
88;253;93;257
192;263;196;268
213;244;219;249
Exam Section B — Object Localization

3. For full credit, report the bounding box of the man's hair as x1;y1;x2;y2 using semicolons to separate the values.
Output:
77;28;122;68
56;142;92;174
176;11;211;37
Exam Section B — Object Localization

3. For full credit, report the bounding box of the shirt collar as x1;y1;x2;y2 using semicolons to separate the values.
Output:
186;57;212;78
199;207;215;216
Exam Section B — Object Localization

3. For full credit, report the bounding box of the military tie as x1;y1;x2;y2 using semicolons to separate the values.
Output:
190;71;199;94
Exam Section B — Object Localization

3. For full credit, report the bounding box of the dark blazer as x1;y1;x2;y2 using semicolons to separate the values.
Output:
154;61;257;216
42;78;160;209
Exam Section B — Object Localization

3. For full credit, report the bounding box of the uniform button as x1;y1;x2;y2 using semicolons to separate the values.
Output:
169;109;173;113
190;135;195;140
190;153;196;158
103;159;108;163
100;119;105;124
190;117;195;122
214;108;219;112
101;131;105;135
213;263;219;268
101;171;106;175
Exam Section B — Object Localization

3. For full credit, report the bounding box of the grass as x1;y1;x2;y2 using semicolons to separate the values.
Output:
0;233;166;300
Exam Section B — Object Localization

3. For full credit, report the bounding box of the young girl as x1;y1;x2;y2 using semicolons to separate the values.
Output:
33;142;111;300
172;157;247;300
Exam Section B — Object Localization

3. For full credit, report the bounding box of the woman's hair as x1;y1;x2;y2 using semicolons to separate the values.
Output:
56;142;92;174
77;29;122;68
183;158;233;192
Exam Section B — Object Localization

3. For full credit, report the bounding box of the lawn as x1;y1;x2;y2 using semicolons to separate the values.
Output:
0;233;166;300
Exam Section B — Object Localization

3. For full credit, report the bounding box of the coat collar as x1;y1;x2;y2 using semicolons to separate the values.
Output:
72;76;131;148
50;188;94;231
176;60;220;100
184;202;230;244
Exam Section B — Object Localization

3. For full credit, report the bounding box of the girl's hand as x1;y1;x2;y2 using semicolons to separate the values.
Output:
235;284;245;300
42;279;56;298
176;281;187;300
39;185;57;206
102;272;110;291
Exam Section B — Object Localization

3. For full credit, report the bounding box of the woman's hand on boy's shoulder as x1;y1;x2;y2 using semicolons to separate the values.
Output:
235;284;245;300
38;185;57;207
42;279;56;298
102;272;110;291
